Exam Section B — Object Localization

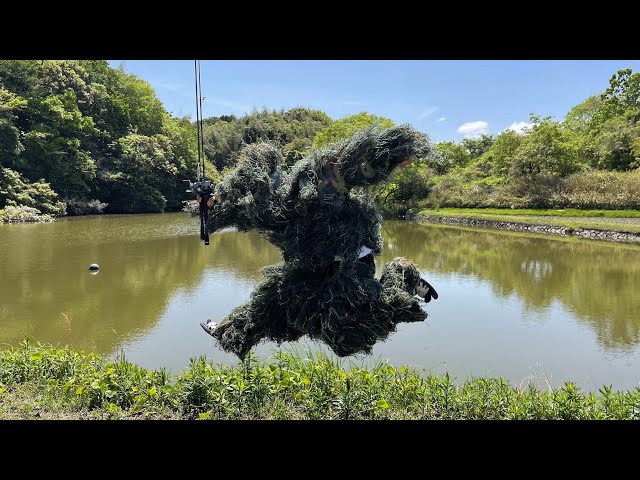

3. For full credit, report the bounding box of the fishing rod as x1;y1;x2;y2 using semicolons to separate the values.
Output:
195;59;206;182
185;59;212;245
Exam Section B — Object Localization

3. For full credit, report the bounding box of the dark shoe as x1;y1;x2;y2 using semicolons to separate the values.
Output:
200;319;218;336
416;278;438;303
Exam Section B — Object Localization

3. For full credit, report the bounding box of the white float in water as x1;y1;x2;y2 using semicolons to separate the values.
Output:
89;263;100;271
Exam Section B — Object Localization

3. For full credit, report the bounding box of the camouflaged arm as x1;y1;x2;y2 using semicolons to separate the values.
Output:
206;142;286;233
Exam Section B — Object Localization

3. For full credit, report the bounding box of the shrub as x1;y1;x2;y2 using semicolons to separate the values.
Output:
552;169;640;209
0;167;66;216
0;204;53;222
64;198;108;216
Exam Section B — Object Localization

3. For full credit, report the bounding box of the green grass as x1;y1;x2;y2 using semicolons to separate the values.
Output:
425;208;640;218
1;340;639;420
417;208;640;234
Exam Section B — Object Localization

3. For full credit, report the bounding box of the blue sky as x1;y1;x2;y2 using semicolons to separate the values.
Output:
109;60;640;143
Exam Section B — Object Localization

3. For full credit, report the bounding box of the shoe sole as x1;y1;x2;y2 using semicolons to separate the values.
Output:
200;321;217;336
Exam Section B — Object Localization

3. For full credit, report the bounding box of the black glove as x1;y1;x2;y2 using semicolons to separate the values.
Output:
416;278;438;303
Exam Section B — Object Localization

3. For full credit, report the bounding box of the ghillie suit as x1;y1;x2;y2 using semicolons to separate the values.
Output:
203;124;436;359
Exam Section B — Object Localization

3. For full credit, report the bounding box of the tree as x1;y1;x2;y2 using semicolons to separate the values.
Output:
0;60;40;97
283;137;312;166
17;90;98;198
0;167;66;216
591;115;640;171
203;119;244;171
478;129;523;177
119;74;166;136
461;134;495;159
431;141;471;174
598;69;640;122
378;158;434;216
564;71;640;171
510;118;582;178
283;107;331;141
99;133;172;213
202;107;331;172
312;112;393;148
0;88;27;167
0;60;209;215
565;95;603;131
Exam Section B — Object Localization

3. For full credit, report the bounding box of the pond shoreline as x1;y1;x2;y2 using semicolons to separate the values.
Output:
2;343;639;420
406;212;640;245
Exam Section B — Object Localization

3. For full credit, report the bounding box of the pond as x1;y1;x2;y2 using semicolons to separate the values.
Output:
1;212;639;392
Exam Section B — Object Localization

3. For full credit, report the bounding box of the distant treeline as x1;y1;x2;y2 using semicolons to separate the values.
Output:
381;68;640;215
1;60;639;221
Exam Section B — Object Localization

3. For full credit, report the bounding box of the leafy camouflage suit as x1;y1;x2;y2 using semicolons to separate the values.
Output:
205;125;434;359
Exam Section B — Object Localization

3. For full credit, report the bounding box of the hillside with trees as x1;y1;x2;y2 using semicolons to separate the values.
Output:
201;107;330;172
2;61;638;221
385;69;640;215
0;60;207;217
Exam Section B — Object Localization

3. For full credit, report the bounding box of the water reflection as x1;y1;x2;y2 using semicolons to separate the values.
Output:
382;221;640;352
0;214;281;354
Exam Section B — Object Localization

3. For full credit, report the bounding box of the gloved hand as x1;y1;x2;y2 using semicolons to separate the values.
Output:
416;278;439;303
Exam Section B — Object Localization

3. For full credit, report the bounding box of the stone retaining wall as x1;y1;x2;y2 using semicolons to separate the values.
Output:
407;213;640;245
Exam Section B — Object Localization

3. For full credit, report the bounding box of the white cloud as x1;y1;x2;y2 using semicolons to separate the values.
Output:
505;121;533;135
417;106;438;120
457;121;489;139
436;117;446;123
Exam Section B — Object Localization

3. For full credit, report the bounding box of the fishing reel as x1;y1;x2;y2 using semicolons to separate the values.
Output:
184;179;213;196
184;179;213;245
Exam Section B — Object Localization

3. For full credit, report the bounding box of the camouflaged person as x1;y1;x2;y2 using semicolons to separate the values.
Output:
199;124;438;359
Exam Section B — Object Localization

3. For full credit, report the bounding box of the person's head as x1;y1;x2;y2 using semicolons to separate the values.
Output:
338;125;430;187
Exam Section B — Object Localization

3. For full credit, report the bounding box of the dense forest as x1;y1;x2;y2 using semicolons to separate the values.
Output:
0;60;205;216
1;60;639;221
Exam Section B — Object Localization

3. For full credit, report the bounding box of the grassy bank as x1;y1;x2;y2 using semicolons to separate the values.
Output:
416;208;640;234
1;341;638;420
